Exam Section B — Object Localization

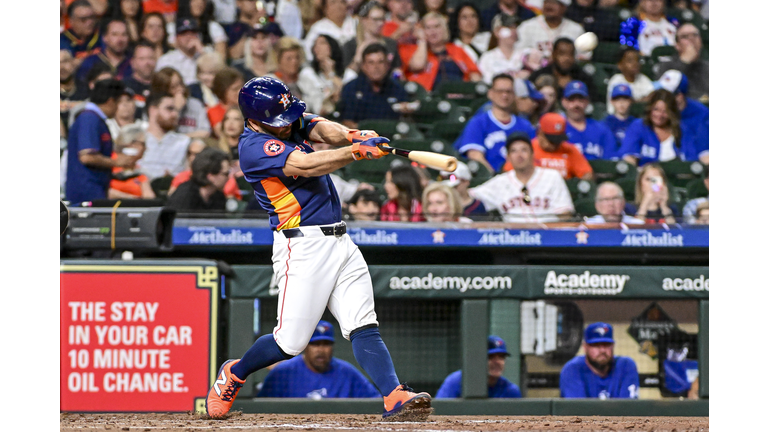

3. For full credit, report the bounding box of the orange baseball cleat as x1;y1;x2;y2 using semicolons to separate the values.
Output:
382;384;433;421
205;359;245;419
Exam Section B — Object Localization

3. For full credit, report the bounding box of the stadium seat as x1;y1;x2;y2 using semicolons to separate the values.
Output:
574;197;597;218
567;178;597;201
580;63;609;102
639;56;655;78
428;118;468;143
433;81;489;107
651;45;677;66
615;176;636;202
150;176;174;200
236;176;253;202
589;159;637;183
659;160;706;188
589;101;608;121
344;155;408;184
388;138;434;152
685;178;708;200
403;80;430;103
630;102;647;118
357;119;424;140
669;8;706;30
466;160;495;188
591;42;624;64
467;97;489;116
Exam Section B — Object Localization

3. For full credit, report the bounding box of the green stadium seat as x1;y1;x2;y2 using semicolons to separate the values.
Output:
465;160;495;188
574;197;597;218
615;176;636;202
589;159;637;183
591;42;625;64
685;178;708;200
639;56;655;78
357;119;424;140
344;155;409;184
658;160;706;188
589;101;608;121
403;80;430;102
580;63;609;102
567;178;597;201
433;81;489;107
236;176;254;202
412;98;464;127
669;8;706;30
389;138;433;152
428;118;467;143
467;97;489;115
651;45;678;66
150;175;174;200
630;102;647;118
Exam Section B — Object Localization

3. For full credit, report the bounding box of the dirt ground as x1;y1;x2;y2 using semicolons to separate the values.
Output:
60;413;709;432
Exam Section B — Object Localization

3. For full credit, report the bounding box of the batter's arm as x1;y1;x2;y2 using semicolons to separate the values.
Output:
306;119;354;146
283;146;355;177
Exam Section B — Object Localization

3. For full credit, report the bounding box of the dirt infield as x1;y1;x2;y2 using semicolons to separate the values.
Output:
60;413;708;431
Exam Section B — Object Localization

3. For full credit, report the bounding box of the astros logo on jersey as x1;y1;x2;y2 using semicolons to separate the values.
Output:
279;93;291;109
264;139;286;156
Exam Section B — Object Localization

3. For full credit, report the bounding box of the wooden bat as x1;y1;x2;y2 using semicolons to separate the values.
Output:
380;145;458;172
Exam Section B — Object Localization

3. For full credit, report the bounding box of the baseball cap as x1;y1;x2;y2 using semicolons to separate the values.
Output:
506;131;532;150
440;161;472;187
488;335;510;356
611;84;632;100
654;69;689;95
563;80;589;99
584;322;614;345
539;112;568;145
176;17;200;34
309;320;335;343
514;79;544;101
253;21;284;37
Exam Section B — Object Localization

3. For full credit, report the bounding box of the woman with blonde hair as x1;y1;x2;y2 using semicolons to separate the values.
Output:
233;28;279;80
630;162;678;224
342;1;401;76
189;51;225;107
422;182;472;223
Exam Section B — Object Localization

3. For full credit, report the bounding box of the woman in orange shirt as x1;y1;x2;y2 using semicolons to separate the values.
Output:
207;67;245;136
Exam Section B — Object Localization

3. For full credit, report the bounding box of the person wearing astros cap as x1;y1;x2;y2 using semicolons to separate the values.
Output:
560;322;640;399
435;336;522;398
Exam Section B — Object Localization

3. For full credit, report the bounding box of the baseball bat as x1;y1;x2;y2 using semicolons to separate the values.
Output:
380;146;458;172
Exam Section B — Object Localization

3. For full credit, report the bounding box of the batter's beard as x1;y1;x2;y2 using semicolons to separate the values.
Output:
587;355;614;375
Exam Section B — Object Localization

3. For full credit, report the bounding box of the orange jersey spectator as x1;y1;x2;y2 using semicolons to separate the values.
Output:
143;0;178;14
502;138;592;180
109;154;153;198
207;103;226;131
171;169;242;199
398;43;479;91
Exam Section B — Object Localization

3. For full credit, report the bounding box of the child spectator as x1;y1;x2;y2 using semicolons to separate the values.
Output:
606;47;654;115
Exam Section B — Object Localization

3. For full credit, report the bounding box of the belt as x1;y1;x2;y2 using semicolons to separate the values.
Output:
281;222;347;238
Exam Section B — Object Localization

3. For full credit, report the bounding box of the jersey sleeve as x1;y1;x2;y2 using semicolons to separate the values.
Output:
74;113;105;154
569;147;594;179
293;113;329;142
468;176;502;211
435;371;462;398
455;114;486;155
549;172;575;213
239;136;298;180
617;358;640;399
559;361;587;398
617;119;643;158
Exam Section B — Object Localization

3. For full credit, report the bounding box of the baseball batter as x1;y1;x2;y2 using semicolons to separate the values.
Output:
205;77;432;420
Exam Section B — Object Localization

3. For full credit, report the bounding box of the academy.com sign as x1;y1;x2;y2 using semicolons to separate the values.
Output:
544;271;630;295
389;273;513;293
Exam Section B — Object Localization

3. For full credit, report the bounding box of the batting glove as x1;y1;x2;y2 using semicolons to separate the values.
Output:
351;137;390;160
347;129;379;143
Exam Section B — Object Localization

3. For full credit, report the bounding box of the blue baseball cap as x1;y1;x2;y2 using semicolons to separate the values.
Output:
563;80;589;99
654;70;689;95
309;320;335;343
611;84;633;100
514;78;544;101
584;322;614;345
488;335;510;356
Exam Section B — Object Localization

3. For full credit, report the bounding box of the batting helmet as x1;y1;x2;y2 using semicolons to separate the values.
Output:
238;76;306;127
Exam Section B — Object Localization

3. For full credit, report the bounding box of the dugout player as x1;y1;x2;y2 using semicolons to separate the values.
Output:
257;320;380;398
560;322;640;399
204;76;432;420
435;336;522;398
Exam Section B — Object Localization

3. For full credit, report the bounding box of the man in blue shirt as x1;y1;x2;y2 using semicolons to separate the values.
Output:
66;79;139;205
560;322;640;399
653;70;709;164
561;81;617;160
338;44;409;129
602;84;637;150
258;320;380;398
61;0;103;66
455;74;536;173
76;19;133;83
436;335;522;398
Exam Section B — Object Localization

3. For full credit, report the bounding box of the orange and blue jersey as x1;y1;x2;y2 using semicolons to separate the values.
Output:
239;114;342;230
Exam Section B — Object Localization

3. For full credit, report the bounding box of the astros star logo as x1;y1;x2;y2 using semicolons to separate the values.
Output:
576;231;589;244
431;230;445;244
263;139;286;156
279;93;291;108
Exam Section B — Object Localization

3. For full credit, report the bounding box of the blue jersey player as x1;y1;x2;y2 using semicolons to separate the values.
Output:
561;81;617;160
205;77;432;421
560;322;640;399
436;336;522;399
258;321;380;398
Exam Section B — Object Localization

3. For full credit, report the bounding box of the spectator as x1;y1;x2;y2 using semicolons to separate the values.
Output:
694;201;708;225
216;106;244;156
440;162;487;219
66;79;138;205
628;162;678;224
77;19;133;83
382;0;419;46
606;47;654;115
156;18;205;85
534;74;561;116
61;0;104;65
516;0;584;61
560;322;640;399
151;67;212;138
138;92;191;180
655;24;708;102
526;115;593;179
436;336;521;398
304;0;358;61
208;67;245;133
172;0;228;60
338;44;409;128
225;0;273;59
105;88;140;141
619;0;677;57
514;78;546;123
266;37;306;99
529;38;596;102
346;189;383;221
61;0;69;33
381;165;425;222
565;0;620;42
585;182;644;224
67;64;117;129
140;12;172;60
257;321;380;398
603;84;637;147
275;0;304;40
188;52;226;107
422;182;472;223
618;89;703;166
169;137;241;198
415;0;447;17
480;0;535;32
61;50;90;135
682;167;707;224
342;1;401;77
232;25;280;81
450;3;491;65
109;124;156;199
470;133;574;223
109;0;144;43
143;0;178;24
478;14;524;85
400;12;482;91
124;40;159;115
299;35;345;116
455;74;536;173
166;147;231;212
561;80;617;160
211;0;238;25
653;69;709;163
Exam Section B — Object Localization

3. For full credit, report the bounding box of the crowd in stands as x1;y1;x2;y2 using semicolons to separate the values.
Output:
61;0;709;225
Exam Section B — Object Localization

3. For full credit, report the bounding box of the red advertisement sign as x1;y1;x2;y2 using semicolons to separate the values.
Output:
60;263;218;412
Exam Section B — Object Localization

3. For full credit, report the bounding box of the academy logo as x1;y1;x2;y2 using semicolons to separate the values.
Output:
389;273;512;293
662;275;709;292
264;140;286;156
478;230;542;246
544;270;630;295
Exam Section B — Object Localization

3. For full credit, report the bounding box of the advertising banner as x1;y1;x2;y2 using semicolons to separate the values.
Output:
60;261;219;412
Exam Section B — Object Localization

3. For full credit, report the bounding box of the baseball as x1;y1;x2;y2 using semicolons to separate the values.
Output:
574;32;598;52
